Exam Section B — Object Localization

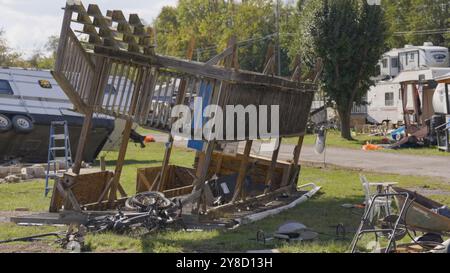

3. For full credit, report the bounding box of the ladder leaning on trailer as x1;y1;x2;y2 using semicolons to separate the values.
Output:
45;121;73;196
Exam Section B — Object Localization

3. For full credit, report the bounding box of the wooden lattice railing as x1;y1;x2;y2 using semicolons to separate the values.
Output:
53;1;318;137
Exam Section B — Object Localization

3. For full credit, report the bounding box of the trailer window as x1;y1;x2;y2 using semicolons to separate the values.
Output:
385;92;394;106
382;58;388;68
0;80;13;95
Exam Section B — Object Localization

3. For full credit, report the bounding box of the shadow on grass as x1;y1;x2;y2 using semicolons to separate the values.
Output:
138;194;365;253
105;159;162;166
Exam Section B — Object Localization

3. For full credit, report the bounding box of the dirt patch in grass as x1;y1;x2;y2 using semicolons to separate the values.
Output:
0;241;62;253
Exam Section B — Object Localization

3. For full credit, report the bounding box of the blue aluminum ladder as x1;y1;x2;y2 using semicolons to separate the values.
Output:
44;121;73;196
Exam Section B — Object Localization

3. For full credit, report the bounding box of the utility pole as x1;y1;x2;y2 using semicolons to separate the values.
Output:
275;0;281;76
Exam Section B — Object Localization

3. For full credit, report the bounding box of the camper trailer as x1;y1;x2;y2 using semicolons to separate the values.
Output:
368;43;450;124
0;67;142;163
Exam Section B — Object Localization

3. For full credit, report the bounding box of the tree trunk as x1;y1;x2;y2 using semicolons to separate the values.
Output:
338;107;352;140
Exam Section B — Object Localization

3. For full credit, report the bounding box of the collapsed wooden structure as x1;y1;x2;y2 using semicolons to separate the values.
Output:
393;70;450;151
50;1;321;221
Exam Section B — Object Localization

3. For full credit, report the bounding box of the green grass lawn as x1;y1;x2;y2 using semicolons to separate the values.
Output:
1;141;449;253
284;130;450;157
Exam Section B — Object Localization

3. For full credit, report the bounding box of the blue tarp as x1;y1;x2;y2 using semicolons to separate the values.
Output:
187;82;213;151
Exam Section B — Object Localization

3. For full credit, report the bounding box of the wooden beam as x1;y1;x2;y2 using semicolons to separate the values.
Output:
206;46;233;66
51;71;90;114
191;141;216;212
293;135;304;168
71;55;108;175
262;44;282;193
55;4;74;72
154;55;317;92
107;66;145;201
108;118;133;202
158;38;195;192
56;181;82;212
72;109;93;175
264;137;282;193
291;55;302;83
263;44;275;75
231;140;253;202
282;135;304;188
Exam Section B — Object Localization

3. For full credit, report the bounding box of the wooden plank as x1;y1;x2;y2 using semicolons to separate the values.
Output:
264;138;282;193
51;71;90;114
94;176;114;206
108;118;133;202
72;56;108;174
158;38;195;191
108;67;144;201
291;55;302;83
263;44;275;75
163;185;194;198
282;135;304;188
262;44;281;193
206;46;233;66
208;184;297;216
129;14;144;27
155;55;317;92
118;183;127;198
72;109;93;175
231;140;253;202
293;136;304;166
138;171;152;189
149;172;162;191
55;4;74;72
87;4;120;50
50;171;115;212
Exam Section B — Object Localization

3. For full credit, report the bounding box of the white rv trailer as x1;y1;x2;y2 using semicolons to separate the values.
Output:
0;67;142;163
368;43;450;124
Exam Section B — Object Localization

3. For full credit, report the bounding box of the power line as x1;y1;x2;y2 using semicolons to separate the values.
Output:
195;32;298;54
195;33;278;55
393;28;450;36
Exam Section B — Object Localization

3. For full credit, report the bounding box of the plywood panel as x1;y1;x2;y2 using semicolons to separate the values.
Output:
50;171;113;212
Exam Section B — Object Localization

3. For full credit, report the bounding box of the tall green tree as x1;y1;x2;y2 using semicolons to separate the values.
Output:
28;36;59;69
383;0;450;48
0;29;26;67
154;0;293;75
310;0;386;139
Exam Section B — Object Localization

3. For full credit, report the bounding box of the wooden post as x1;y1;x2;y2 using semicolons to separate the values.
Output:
208;36;239;177
264;137;282;194
100;156;106;171
262;46;283;193
231;140;253;202
72;56;108;174
284;57;322;188
108;118;133;201
293;135;304;166
158;38;196;192
190;36;239;212
108;67;145;202
72;109;93;175
191;141;216;212
55;4;73;72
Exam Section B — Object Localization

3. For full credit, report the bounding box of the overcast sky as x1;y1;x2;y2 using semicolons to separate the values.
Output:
0;0;178;58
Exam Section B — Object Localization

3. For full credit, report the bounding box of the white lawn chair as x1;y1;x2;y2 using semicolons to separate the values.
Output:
359;175;393;222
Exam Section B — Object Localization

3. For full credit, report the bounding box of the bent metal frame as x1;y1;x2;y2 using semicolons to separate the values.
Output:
50;0;321;215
